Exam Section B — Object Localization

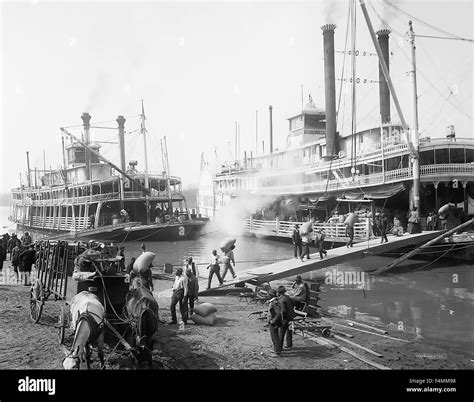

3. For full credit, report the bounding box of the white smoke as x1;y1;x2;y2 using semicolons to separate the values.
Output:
206;193;275;236
85;71;110;112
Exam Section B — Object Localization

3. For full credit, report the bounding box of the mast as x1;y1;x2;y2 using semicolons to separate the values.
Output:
163;136;173;213
255;110;258;156
359;0;419;210
358;0;414;154
269;105;273;154
140;100;151;224
408;20;421;210
350;0;357;174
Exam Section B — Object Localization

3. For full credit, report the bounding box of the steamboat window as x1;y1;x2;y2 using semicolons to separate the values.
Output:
466;148;474;163
450;148;464;163
420;150;434;165
435;148;449;164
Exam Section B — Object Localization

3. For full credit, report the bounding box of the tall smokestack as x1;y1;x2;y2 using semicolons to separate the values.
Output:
269;105;273;154
376;29;391;124
117;115;126;172
321;24;338;158
26;151;31;188
81;112;92;180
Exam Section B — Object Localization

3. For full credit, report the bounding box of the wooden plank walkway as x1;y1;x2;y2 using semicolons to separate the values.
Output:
241;231;442;284
157;231;442;298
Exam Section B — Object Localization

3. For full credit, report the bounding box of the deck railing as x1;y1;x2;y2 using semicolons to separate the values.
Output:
243;217;370;241
257;162;474;195
420;163;474;176
31;216;90;231
11;189;184;206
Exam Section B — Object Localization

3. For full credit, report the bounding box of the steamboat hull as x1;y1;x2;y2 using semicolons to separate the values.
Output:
87;221;207;242
16;220;206;243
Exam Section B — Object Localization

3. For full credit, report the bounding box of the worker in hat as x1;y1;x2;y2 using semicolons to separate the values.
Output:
168;267;186;325
276;285;295;351
267;288;282;357
291;223;302;259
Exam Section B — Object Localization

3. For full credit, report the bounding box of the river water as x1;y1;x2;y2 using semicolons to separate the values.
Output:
1;205;472;358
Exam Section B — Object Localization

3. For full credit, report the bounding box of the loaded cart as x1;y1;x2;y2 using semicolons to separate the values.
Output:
30;240;130;345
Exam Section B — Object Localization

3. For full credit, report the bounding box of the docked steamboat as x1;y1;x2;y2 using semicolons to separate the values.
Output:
9;107;206;242
197;14;474;236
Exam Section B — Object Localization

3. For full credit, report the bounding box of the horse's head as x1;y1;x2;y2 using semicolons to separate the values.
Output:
62;346;81;370
125;287;159;366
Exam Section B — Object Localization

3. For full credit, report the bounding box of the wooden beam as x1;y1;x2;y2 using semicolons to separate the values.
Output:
332;334;383;357
346;320;388;334
373;218;474;275
332;323;410;343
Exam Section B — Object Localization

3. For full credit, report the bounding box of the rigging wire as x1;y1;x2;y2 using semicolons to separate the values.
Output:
369;3;473;122
414;34;474;43
384;0;473;42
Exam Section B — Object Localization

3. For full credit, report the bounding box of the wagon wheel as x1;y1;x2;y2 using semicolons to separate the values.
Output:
321;328;331;338
30;280;44;323
57;306;68;344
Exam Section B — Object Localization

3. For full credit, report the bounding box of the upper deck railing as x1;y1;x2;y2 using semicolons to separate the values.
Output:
243;217;371;241
10;188;185;206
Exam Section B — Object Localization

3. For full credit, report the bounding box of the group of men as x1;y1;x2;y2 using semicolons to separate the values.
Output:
206;245;237;289
1;232;36;285
291;222;327;261
168;257;199;325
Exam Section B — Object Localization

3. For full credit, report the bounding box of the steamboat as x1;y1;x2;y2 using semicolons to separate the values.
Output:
9;103;206;242
197;1;474;245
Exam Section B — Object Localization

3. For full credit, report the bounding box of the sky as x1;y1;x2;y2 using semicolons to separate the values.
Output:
1;0;472;194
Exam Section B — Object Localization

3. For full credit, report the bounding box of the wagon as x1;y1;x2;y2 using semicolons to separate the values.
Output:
30;240;130;346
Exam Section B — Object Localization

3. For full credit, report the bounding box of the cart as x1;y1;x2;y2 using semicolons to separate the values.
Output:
30;240;131;346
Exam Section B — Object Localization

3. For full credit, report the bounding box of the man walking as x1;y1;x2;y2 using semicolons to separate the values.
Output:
315;229;327;259
206;250;223;289
277;285;295;351
183;268;199;318
221;245;237;281
168;267;186;325
380;213;389;243
11;240;23;283
292;224;302;259
300;222;313;261
345;222;354;248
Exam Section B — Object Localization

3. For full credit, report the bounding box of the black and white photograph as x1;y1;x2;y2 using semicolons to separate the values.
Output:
0;0;472;399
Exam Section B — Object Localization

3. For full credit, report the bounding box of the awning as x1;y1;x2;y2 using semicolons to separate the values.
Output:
341;183;406;200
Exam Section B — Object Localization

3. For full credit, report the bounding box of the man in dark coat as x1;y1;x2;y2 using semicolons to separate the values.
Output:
267;289;282;356
7;234;17;260
184;268;199;317
291;224;302;259
277;285;295;351
380;213;389;243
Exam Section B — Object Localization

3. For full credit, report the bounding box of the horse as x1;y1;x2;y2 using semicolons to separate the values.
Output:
124;286;159;367
62;291;105;370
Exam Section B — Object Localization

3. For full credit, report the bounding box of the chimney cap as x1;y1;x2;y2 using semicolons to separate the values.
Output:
376;28;391;36
321;24;337;32
81;112;91;125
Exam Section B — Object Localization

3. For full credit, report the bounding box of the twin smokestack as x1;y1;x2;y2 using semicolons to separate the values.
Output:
80;113;127;180
321;24;391;158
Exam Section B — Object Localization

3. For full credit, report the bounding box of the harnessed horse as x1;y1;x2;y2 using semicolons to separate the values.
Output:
62;291;105;370
124;286;159;367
